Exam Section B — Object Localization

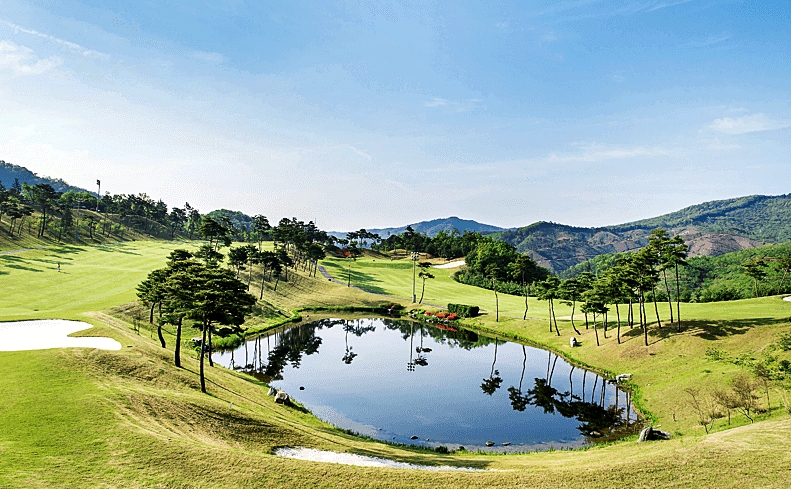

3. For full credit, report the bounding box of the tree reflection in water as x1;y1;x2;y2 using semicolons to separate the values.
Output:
220;318;637;440
481;338;502;395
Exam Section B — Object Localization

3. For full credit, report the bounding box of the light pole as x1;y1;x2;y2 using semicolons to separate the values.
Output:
411;251;419;303
96;180;101;212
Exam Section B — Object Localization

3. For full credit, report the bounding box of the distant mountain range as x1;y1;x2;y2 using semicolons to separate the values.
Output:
494;194;791;272
329;216;505;239
0;160;89;194
5;160;788;273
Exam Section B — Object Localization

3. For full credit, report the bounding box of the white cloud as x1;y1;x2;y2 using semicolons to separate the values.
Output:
424;97;485;112
1;20;108;59
710;113;791;135
0;40;61;75
546;143;665;163
191;51;225;64
424;97;447;107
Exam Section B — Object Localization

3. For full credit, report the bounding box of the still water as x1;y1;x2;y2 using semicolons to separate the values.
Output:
213;318;639;452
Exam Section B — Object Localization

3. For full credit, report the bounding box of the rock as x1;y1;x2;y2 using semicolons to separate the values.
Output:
638;426;671;442
616;373;633;382
425;438;430;441
267;387;278;397
502;442;511;446
274;391;290;405
590;431;602;438
299;386;305;390
570;337;578;347
410;435;418;440
485;441;495;447
191;337;202;345
458;446;465;451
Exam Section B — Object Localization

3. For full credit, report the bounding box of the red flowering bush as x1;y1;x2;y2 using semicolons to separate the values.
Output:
448;313;459;320
424;311;434;316
435;312;447;319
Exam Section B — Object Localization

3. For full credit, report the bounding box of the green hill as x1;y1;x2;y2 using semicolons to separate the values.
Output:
0;160;90;194
497;194;791;272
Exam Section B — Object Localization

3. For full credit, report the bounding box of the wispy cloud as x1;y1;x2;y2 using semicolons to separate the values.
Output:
0;19;109;59
192;51;225;64
686;33;731;48
546;143;665;163
646;0;694;12
710;114;791;135
424;97;448;107
423;97;485;112
0;40;61;76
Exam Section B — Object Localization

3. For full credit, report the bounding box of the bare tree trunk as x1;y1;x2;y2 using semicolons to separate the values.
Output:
675;264;682;332
551;299;559;336
208;327;214;367
157;323;166;349
593;316;600;346
663;269;674;323
616;302;621;344
200;324;207;393
653;286;662;329
570;300;580;335
174;317;182;367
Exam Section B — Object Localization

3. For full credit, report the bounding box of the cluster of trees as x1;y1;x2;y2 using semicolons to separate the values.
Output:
136;249;256;393
458;236;550;321
563;240;791;303
0;179;208;241
535;229;688;346
371;227;484;259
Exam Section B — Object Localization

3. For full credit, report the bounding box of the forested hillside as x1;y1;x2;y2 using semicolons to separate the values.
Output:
497;194;791;272
561;241;791;303
0;161;89;194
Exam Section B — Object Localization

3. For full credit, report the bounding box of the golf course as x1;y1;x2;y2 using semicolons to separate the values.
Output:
2;238;790;488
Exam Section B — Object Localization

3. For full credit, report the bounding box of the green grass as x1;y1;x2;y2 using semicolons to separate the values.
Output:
0;241;194;320
0;244;790;487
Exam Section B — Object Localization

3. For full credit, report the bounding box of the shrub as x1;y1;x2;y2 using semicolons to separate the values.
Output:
424;311;434;316
447;313;459;320
435;312;447;319
448;303;479;318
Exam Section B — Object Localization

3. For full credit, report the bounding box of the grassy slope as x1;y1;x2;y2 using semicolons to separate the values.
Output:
1;245;790;487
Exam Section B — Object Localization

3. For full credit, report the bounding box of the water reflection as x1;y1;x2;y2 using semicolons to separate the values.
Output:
213;318;639;450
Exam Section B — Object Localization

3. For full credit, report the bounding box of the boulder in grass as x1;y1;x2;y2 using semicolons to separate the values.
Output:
274;391;291;405
570;337;579;347
638;426;671;442
616;373;633;382
267;387;278;397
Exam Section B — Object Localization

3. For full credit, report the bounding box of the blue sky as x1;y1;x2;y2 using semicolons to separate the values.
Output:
0;0;789;230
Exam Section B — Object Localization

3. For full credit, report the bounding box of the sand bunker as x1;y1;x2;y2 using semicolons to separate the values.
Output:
433;259;465;269
274;447;481;471
784;296;791;302
0;319;121;351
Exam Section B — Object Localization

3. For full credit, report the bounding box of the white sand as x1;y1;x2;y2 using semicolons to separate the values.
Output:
784;296;791;302
0;319;121;351
274;447;481;471
433;259;465;269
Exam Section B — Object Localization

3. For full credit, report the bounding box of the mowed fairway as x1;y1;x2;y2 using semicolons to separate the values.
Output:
0;245;790;487
0;242;194;320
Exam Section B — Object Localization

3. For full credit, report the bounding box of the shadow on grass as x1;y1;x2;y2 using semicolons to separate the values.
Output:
615;317;790;346
95;245;141;256
322;261;388;295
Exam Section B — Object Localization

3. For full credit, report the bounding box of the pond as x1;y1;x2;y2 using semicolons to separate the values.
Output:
213;318;639;452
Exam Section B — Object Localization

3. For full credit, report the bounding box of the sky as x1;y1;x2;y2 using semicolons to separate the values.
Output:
0;0;789;231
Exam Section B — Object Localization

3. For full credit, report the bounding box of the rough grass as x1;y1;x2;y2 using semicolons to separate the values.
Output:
1;244;791;487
